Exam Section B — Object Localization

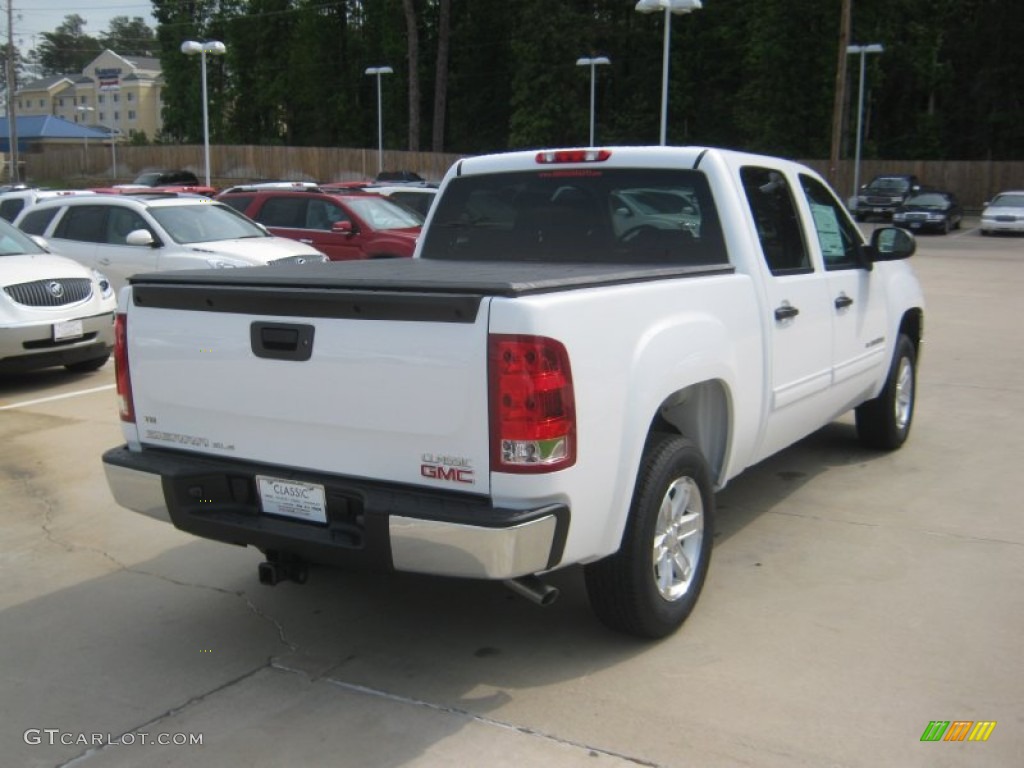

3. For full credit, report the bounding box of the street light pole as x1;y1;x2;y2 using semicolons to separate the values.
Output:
111;107;118;181
847;43;884;200
181;40;227;187
364;66;394;175
76;105;95;172
635;0;702;146
575;56;610;147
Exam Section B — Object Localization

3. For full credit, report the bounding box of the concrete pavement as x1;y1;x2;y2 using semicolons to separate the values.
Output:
1;225;1021;767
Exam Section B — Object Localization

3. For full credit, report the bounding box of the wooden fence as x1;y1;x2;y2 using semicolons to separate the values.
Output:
19;143;1024;210
22;144;466;190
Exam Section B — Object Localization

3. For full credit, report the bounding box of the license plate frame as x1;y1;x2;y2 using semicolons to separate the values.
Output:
256;475;328;524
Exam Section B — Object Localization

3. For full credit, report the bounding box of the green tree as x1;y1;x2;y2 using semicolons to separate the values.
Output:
33;15;102;76
101;16;158;57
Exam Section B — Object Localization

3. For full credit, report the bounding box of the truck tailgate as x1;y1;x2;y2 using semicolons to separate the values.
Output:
126;281;492;494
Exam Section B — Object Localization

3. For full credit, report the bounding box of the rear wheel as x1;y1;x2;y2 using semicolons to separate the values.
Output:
585;434;714;639
855;334;916;450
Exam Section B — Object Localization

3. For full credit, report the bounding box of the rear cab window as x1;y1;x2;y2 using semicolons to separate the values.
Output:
420;169;728;265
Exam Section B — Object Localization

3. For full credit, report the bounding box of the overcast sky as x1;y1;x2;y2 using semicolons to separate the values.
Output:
9;0;157;52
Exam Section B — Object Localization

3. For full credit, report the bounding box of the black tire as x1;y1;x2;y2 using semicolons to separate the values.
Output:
855;334;916;450
584;434;714;639
65;353;110;374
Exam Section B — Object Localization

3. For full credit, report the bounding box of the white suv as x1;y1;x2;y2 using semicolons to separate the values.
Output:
14;193;328;291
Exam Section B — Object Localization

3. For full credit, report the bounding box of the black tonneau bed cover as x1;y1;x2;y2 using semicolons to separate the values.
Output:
128;258;733;298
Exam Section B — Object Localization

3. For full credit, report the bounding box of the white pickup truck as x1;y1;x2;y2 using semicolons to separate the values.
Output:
103;147;924;638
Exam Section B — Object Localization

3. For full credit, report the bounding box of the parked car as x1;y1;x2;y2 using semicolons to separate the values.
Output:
892;190;963;234
355;183;438;218
217;185;422;260
0;216;115;374
128;169;201;187
13;193;327;291
0;188;97;223
610;186;703;236
980;191;1024;236
374;170;425;183
852;174;922;221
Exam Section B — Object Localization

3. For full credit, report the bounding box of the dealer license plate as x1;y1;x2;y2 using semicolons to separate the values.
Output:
256;476;327;524
53;319;84;341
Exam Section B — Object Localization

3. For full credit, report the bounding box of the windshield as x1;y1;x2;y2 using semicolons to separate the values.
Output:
343;196;423;229
866;177;911;193
0;218;47;256
148;202;269;244
421;168;727;265
990;193;1024;207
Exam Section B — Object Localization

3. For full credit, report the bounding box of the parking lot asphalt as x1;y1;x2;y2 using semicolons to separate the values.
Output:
1;223;1021;768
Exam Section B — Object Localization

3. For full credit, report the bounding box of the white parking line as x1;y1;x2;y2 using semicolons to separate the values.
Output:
0;384;116;411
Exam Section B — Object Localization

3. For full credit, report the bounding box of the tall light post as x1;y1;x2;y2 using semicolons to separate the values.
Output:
576;56;610;147
847;43;884;200
181;40;227;187
75;105;95;172
635;0;702;146
364;66;393;175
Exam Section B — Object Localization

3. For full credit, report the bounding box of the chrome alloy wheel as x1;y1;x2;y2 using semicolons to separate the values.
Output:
894;355;914;431
652;476;704;602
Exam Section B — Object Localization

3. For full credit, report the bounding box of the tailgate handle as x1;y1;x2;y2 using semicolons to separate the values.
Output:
250;322;315;361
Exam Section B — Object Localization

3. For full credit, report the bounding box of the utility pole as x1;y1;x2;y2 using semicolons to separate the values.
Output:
4;0;18;182
827;0;852;190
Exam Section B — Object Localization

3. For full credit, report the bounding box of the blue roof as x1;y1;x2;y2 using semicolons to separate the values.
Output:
0;115;109;151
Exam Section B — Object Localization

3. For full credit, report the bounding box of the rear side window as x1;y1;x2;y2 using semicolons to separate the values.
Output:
740;167;811;275
18;207;60;236
256;196;307;228
421;169;727;265
54;205;109;243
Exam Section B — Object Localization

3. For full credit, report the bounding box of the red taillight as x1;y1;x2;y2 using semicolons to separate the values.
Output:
489;335;576;473
535;149;611;164
114;312;135;423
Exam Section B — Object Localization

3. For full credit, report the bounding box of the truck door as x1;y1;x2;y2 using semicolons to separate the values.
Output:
797;174;889;408
739;166;834;460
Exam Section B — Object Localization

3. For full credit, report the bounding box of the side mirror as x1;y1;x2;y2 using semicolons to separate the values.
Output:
126;229;156;247
29;234;51;252
332;220;355;236
864;226;916;263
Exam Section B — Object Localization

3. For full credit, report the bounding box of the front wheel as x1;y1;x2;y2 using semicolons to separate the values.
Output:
855;334;916;450
584;434;714;639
